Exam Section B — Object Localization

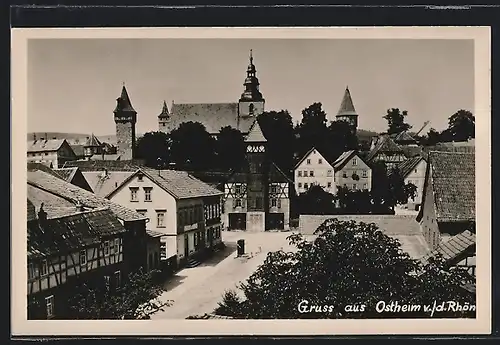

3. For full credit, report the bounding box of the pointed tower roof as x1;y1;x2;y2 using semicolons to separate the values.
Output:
336;86;358;117
84;133;102;147
245;119;267;143
158;100;170;119
113;84;136;113
240;49;264;102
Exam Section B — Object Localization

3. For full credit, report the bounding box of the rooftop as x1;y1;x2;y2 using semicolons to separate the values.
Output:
28;139;66;153
420;230;475;265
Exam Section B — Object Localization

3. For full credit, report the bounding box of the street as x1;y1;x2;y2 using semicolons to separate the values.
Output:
150;230;299;319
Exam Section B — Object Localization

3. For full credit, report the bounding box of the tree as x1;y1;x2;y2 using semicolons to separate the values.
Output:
135;131;171;168
67;268;171;320
443;109;475;142
294;102;329;159
215;219;475;319
323;120;359;161
383;108;412;135
258;110;295;174
296;185;336;215
422;128;443;146
215;126;246;171
370;163;417;212
169;122;216;171
336;187;372;214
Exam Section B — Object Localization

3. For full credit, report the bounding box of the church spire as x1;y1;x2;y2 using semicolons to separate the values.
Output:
335;86;359;133
240;49;264;102
158;100;170;119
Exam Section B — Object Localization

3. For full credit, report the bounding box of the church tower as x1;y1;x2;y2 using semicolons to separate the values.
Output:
157;100;170;132
239;50;265;118
336;86;359;134
244;119;269;231
113;84;137;160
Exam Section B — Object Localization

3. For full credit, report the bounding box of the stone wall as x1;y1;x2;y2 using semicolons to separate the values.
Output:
115;122;135;160
299;214;421;236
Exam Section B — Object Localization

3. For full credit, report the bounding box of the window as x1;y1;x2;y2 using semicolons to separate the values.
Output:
309;171;314;177
235;199;242;207
235;184;241;194
45;295;54;318
256;197;263;209
353;184;357;190
249;103;254;115
114;271;121;289
298;182;302;188
79;250;87;265
136;209;147;216
362;170;367;178
271;198;277;207
40;259;48;277
414;169;418;173
144;187;152;202
327;170;333;177
306;159;311;165
327;182;332;188
104;241;110;256
343;184;347;188
318;159;323;164
352;158;358;166
137;174;144;182
298;171;302;177
304;183;309;189
115;238;120;253
278;199;282;208
104;276;110;291
342;172;347;178
130;187;138;202
363;183;367;190
157;211;165;227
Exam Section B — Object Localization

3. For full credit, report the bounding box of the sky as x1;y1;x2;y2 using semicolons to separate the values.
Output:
27;38;474;136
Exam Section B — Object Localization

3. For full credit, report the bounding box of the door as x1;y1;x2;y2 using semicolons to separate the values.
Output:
229;213;247;230
266;213;285;230
184;235;189;258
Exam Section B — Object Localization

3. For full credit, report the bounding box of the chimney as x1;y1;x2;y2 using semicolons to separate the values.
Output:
37;203;47;222
101;168;108;178
75;201;84;212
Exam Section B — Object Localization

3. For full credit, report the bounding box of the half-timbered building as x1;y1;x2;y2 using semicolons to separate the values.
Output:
27;201;128;319
27;168;157;287
366;135;407;170
223;119;292;231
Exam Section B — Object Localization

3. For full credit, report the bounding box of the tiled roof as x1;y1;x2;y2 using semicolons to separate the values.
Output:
83;171;135;197
366;135;404;162
62;159;143;172
141;168;223;200
27;163;65;179
54;167;78;182
332;150;357;170
294;147;320;169
396;156;425;179
336;87;358;117
84;133;102;147
401;145;424;158
27;139;66;153
28;170;146;222
391;131;417;144
168;102;255;134
113;85;136;113
245;119;267;142
28;208;127;258
89;154;122;161
146;229;165;238
420;230;475;266
27;199;37;221
70;144;85;157
428;151;475;222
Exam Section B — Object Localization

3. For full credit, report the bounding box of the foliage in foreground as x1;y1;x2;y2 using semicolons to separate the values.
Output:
215;219;475;319
68;268;171;319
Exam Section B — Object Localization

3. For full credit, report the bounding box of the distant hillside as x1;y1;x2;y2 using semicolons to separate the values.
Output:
27;132;143;145
357;129;378;140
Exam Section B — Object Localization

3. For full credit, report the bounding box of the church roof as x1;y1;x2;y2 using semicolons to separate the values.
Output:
84;133;102;147
245;119;267;143
113;85;136;113
336;87;358;117
158;100;170;119
169;102;254;135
